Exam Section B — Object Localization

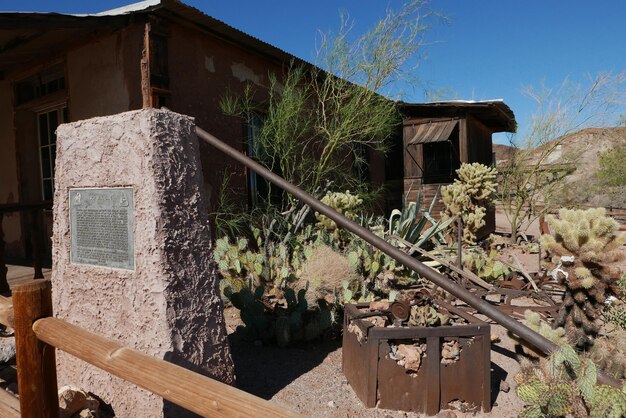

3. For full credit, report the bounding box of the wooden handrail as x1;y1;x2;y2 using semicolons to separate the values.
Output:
0;202;52;213
32;317;302;418
0;389;20;417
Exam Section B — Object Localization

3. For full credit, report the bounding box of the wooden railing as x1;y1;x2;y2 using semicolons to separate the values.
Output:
0;280;301;418
0;202;52;292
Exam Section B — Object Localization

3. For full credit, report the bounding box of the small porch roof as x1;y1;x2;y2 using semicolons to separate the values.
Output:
406;119;459;145
399;100;517;133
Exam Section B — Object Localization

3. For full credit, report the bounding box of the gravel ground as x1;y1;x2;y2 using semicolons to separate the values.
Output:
224;307;526;418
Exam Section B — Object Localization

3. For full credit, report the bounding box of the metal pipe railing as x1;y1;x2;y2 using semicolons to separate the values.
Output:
194;125;621;387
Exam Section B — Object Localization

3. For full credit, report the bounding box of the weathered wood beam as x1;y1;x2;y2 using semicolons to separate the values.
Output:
33;317;302;418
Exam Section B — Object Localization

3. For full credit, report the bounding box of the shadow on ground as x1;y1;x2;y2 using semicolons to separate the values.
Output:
228;331;341;399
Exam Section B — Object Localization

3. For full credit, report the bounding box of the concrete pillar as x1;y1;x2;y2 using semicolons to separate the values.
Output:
52;109;235;417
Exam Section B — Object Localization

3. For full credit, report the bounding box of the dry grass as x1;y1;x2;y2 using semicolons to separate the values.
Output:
298;245;357;305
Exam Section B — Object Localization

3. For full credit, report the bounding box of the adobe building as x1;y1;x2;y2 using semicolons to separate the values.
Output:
0;0;516;274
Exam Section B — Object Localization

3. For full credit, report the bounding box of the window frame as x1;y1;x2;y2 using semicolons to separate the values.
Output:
37;105;68;201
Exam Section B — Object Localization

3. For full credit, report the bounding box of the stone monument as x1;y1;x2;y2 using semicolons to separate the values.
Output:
52;109;235;417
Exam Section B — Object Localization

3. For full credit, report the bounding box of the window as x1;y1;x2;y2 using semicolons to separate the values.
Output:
247;114;263;207
422;140;460;184
38;106;67;201
246;114;283;207
15;65;66;105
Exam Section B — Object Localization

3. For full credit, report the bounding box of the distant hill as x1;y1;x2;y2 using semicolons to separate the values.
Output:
494;127;626;206
493;143;516;164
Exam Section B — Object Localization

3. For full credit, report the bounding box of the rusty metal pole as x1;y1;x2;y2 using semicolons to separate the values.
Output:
13;279;59;418
193;125;621;388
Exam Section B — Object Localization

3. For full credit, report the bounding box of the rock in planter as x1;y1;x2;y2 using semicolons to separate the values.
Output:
58;386;99;418
0;339;15;364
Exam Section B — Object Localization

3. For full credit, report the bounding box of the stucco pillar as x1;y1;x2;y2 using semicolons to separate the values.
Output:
52;108;235;417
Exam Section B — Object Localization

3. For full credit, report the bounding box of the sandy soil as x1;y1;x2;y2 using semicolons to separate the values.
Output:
224;306;525;418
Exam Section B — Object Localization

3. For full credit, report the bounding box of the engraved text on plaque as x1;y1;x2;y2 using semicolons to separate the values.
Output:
70;188;134;270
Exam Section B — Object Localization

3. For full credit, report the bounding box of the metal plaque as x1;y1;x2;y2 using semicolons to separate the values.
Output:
70;188;134;270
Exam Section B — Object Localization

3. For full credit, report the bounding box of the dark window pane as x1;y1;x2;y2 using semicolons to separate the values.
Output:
41;147;51;178
63;107;69;123
39;113;48;146
43;180;53;201
49;111;58;145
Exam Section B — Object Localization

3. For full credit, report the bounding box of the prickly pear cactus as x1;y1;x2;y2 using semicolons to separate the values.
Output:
541;208;626;348
408;305;449;327
441;163;497;244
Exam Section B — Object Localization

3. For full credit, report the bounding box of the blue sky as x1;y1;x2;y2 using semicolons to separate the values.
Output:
4;1;625;143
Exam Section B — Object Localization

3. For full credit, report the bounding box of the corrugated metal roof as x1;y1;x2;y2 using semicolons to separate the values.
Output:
407;119;459;145
92;0;161;16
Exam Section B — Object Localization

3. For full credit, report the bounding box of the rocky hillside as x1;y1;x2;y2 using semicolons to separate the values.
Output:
494;127;626;206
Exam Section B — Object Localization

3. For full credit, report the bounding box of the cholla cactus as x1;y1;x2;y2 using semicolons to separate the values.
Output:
441;163;497;244
315;190;363;232
541;208;626;348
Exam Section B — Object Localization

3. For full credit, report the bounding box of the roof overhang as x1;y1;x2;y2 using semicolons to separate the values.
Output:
0;13;135;75
399;100;517;133
0;0;312;76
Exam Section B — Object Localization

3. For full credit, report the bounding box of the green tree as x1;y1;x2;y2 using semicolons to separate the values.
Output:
596;144;626;207
597;146;626;188
220;1;443;236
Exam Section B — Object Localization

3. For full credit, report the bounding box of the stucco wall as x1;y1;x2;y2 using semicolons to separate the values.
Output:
53;109;234;417
67;25;143;121
0;79;22;256
166;22;286;212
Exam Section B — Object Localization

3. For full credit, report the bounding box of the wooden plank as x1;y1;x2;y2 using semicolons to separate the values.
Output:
13;280;58;418
459;118;468;163
141;21;152;108
33;317;302;418
425;336;440;415
0;388;20;417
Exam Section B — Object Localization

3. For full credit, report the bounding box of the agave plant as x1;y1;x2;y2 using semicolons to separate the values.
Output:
387;187;454;255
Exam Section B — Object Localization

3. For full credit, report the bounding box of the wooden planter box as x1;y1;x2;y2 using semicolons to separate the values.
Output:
342;302;491;415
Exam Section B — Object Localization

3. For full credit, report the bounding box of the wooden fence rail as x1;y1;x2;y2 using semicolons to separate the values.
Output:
0;280;301;418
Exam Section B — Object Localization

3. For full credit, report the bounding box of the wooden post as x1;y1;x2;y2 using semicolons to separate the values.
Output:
13;280;58;418
29;210;44;279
